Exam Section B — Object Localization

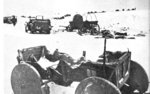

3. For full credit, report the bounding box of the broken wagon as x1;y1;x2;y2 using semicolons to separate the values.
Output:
11;43;149;94
67;14;100;35
25;16;52;34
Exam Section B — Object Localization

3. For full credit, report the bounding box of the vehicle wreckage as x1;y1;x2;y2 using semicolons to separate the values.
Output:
25;15;53;34
66;14;100;35
11;39;149;94
3;15;17;26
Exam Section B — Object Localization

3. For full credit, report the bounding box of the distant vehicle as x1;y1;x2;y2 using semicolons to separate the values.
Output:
127;9;130;11
101;11;106;13
131;8;136;11
25;16;52;34
67;14;100;35
87;11;98;14
28;16;36;19
64;14;71;17
53;14;71;20
115;9;120;12
122;9;125;11
21;15;26;18
53;16;65;20
3;15;17;26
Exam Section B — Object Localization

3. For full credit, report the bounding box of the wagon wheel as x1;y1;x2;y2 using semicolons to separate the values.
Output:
95;24;100;34
75;76;121;94
91;24;100;35
30;24;36;34
78;27;86;35
47;30;50;34
11;63;42;94
25;25;29;33
122;60;149;94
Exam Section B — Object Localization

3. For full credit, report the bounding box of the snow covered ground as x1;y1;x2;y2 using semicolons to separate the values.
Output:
3;10;150;94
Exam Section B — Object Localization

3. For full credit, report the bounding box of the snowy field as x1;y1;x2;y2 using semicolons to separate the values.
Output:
3;10;150;94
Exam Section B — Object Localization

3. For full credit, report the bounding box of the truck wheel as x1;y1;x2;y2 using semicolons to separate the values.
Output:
31;30;36;34
95;24;100;35
25;26;28;33
46;30;50;34
75;76;121;94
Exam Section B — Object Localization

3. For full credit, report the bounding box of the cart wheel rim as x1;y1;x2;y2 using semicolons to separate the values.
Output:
96;24;100;32
75;76;121;94
11;63;42;94
126;60;149;93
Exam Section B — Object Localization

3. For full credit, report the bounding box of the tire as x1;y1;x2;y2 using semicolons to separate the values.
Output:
46;30;50;34
95;24;100;35
91;24;100;35
25;26;28;33
31;30;35;34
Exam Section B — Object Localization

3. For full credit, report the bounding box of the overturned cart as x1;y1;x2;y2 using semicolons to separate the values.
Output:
11;45;149;94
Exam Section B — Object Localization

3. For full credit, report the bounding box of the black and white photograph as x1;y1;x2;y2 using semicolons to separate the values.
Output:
2;0;150;94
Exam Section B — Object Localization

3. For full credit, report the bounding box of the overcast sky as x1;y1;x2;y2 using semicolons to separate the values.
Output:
3;0;150;16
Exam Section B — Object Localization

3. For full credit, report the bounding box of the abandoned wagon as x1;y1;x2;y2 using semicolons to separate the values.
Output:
11;44;149;94
67;14;100;35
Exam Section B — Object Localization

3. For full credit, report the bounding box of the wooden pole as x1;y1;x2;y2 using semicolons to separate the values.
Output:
103;38;107;78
